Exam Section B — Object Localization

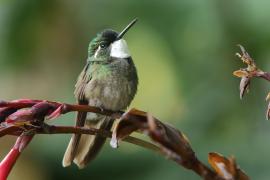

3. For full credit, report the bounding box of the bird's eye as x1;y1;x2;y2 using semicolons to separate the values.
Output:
100;43;107;49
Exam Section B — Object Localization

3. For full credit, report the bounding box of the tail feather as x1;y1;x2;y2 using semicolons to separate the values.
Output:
63;115;113;168
74;116;113;168
62;111;87;167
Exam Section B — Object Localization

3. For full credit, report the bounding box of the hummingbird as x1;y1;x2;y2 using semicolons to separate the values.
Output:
62;19;138;169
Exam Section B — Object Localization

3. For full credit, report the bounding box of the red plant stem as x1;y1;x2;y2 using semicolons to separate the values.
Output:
36;125;222;180
0;101;226;179
37;125;161;152
0;148;20;180
189;158;223;180
0;101;39;108
0;135;33;180
0;100;124;119
0;126;22;138
62;103;123;118
259;72;270;81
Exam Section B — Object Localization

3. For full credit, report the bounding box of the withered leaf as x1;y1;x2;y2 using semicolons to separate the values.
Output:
266;93;270;120
4;102;56;126
0;108;17;123
0;126;23;137
236;45;257;71
111;108;195;166
14;135;34;152
110;108;150;148
208;152;249;180
6;109;34;126
239;77;250;100
233;70;249;78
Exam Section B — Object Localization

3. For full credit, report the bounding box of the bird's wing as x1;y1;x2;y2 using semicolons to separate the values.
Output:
74;62;91;101
63;61;91;166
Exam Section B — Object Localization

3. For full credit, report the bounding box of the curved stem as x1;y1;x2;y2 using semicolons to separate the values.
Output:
122;136;161;153
36;125;161;153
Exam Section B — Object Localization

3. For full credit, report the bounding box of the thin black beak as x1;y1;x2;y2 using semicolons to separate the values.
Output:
117;18;138;40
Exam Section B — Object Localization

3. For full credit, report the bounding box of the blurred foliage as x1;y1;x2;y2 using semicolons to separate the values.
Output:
1;0;270;179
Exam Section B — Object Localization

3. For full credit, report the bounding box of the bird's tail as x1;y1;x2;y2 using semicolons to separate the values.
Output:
62;115;113;169
62;111;87;167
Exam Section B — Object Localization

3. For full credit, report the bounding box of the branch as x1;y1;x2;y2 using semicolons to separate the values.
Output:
233;45;270;120
36;125;222;180
37;125;161;153
0;99;249;180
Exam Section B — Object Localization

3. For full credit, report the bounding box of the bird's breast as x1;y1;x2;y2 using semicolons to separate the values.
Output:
84;59;137;111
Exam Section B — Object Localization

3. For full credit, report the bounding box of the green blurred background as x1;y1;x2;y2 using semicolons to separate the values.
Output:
0;0;270;179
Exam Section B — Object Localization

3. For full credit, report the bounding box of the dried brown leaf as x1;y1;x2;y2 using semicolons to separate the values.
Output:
208;152;249;180
2;102;56;127
111;109;149;148
111;109;195;167
239;77;250;100
236;45;257;71
0;108;17;123
233;70;249;78
146;114;194;164
266;93;270;120
0;126;23;137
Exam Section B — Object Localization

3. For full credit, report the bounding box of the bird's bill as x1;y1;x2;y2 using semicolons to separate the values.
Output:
117;18;138;40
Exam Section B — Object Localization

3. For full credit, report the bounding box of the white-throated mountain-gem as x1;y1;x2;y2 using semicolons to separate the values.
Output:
62;19;138;168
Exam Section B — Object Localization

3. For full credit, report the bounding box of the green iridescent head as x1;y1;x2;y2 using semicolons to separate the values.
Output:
87;18;138;61
88;30;118;58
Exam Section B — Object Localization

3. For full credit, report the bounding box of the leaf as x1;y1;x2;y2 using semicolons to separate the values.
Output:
0;126;23;137
208;152;249;180
236;45;257;71
5;109;34;126
239;77;251;100
14;134;34;152
30;102;56;119
0;108;18;123
111;108;195;166
266;93;270;120
5;102;56;126
111;109;149;148
146;114;193;164
47;104;68;120
233;70;249;78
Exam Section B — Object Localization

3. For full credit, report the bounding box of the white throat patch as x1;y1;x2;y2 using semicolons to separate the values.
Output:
110;39;131;58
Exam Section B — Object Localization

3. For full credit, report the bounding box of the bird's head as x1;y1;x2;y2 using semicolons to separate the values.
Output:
88;18;137;62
